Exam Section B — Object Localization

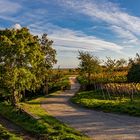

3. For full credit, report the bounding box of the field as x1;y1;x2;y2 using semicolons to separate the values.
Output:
71;90;140;116
73;66;140;116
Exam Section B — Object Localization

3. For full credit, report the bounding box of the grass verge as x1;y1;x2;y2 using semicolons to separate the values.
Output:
0;124;22;140
0;92;89;140
71;90;140;116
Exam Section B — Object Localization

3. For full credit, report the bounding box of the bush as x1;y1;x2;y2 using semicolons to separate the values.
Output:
127;63;140;82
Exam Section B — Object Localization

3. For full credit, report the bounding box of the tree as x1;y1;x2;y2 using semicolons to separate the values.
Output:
116;58;127;69
0;28;56;106
127;53;140;82
39;34;57;95
105;57;127;71
105;57;116;72
78;51;101;86
128;53;140;67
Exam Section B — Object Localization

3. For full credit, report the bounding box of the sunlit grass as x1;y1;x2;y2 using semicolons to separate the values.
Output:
21;95;89;140
0;124;22;140
71;90;140;116
0;91;89;140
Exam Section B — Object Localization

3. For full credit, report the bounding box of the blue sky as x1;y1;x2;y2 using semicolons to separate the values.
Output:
0;0;140;68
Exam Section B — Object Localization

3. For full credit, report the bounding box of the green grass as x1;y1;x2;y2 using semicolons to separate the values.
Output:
0;124;22;140
71;90;140;116
0;92;89;140
48;76;71;93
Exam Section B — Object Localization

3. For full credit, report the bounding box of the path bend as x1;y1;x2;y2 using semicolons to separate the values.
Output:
42;77;140;140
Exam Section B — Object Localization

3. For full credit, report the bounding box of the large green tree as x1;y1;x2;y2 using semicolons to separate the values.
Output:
0;27;56;106
78;51;101;85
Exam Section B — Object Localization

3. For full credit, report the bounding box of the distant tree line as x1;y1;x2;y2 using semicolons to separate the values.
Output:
78;51;140;84
78;51;140;101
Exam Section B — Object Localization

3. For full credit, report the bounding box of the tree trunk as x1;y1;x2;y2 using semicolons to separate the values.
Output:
43;78;49;95
130;89;134;102
100;83;106;100
106;84;111;100
22;91;25;102
88;72;91;86
11;90;19;107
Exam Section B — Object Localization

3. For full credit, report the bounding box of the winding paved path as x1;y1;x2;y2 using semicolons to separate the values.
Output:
42;77;140;140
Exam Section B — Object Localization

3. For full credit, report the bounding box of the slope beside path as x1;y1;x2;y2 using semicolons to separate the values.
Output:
0;115;37;140
41;77;140;140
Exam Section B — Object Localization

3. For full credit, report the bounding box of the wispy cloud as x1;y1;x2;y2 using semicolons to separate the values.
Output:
110;26;139;45
0;0;21;24
45;25;123;53
29;21;123;53
0;0;21;14
59;0;140;45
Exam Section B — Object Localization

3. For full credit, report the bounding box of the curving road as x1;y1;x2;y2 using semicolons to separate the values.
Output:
42;77;140;140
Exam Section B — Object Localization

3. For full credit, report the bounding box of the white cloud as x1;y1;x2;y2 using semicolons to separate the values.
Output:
13;23;22;29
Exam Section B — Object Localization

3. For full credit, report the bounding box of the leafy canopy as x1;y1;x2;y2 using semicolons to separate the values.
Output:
0;27;56;104
127;53;140;82
78;51;101;85
78;51;101;75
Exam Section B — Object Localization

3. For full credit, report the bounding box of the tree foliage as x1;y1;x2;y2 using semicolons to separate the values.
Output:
0;27;56;106
78;51;101;85
127;53;140;82
105;57;127;72
39;34;57;95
